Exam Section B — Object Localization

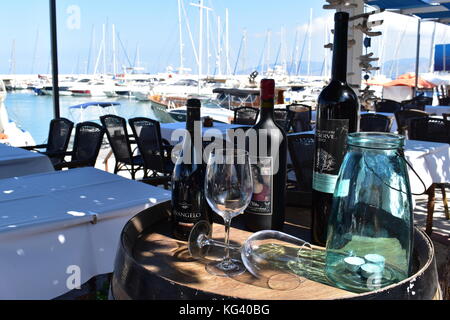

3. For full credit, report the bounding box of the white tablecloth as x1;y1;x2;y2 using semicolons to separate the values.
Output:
0;143;55;179
160;122;249;145
404;140;450;194
425;105;450;116
0;168;171;300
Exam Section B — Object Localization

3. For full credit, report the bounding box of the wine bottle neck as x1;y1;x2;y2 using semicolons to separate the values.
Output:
331;16;349;83
260;99;274;120
186;108;200;135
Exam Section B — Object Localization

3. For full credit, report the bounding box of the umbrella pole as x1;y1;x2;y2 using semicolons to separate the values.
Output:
414;18;421;97
49;0;60;119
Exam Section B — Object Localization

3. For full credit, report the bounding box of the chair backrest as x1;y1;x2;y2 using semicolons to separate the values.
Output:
360;114;392;133
72;122;105;166
375;99;402;113
439;97;450;106
287;133;315;192
46;118;74;154
395;109;429;135
233;107;259;125
287;104;312;133
409;117;450;143
128;117;166;172
273;109;291;132
100;115;134;163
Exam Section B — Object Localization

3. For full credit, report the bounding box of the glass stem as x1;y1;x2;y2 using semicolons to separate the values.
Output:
223;217;232;262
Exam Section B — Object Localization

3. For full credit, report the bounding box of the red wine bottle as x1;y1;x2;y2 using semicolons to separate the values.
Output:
244;79;288;232
172;99;212;241
312;12;360;246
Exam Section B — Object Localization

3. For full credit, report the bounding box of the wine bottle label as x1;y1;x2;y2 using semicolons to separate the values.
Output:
313;119;349;194
246;156;273;216
173;201;203;222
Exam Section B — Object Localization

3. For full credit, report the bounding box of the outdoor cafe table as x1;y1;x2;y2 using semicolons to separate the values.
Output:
425;105;450;116
0;143;54;179
0;167;171;300
404;139;450;194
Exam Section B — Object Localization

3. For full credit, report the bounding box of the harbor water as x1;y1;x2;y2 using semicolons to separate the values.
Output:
4;91;176;144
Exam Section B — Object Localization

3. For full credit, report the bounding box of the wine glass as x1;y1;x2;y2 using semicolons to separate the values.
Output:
203;148;253;277
189;221;313;290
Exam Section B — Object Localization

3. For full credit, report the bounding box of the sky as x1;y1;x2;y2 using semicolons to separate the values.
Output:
1;1;450;76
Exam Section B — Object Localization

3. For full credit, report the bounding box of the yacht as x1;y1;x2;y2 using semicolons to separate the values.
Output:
168;99;234;124
0;80;36;146
70;80;111;98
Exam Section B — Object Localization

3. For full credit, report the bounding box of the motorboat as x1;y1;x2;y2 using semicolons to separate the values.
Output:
168;99;234;124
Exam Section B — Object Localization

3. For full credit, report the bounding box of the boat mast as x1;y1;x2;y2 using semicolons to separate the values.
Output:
307;8;313;77
178;0;184;74
103;24;107;76
225;8;231;76
112;24;117;76
217;15;222;75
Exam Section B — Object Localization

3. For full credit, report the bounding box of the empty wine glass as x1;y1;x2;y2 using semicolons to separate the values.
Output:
189;221;313;290
203;148;253;277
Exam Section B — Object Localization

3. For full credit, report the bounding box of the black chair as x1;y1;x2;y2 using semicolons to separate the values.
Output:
128;117;174;188
286;133;315;208
374;99;402;113
287;104;312;133
443;113;450;121
21;118;74;167
54;122;105;170
401;96;432;111
273;109;291;132
233;107;259;125
360;114;392;133
394;109;429;136
101;115;145;180
409;117;450;234
409;117;450;143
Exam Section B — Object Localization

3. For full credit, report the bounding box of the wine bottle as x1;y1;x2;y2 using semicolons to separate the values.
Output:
311;12;360;246
172;99;212;241
244;79;288;232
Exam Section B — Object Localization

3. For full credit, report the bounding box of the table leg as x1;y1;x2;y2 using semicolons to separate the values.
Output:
426;184;436;235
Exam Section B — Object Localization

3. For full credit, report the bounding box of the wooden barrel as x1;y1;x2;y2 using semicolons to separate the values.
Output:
111;201;442;300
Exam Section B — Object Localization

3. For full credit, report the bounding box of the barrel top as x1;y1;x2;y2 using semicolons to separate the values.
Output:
132;222;357;300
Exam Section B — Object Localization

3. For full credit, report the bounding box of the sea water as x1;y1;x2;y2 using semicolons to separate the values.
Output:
4;91;175;144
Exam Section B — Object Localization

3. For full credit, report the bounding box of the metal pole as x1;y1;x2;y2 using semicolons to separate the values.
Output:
414;18;421;97
49;0;60;119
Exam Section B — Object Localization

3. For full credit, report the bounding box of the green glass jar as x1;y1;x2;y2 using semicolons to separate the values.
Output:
325;133;414;293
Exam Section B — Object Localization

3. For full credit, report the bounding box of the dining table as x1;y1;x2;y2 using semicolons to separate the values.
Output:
425;105;450;116
0;167;171;300
0;143;55;179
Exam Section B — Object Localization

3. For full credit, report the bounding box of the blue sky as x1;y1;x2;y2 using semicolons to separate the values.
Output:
0;0;330;75
1;1;449;76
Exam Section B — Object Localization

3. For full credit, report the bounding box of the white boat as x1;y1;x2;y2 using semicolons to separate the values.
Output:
0;80;36;147
152;78;214;98
168;100;234;124
70;81;111;97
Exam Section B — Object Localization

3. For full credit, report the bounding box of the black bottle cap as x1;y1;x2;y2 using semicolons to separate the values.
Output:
335;11;350;22
187;98;201;109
